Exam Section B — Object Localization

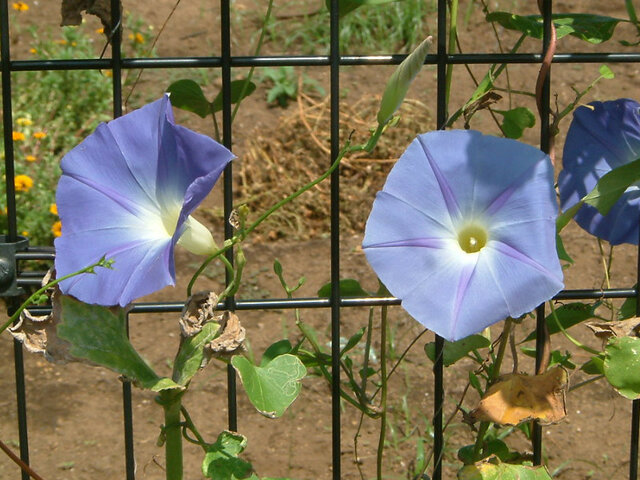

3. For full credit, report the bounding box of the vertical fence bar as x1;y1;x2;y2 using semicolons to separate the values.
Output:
1;3;30;479
329;0;341;477
109;2;136;478
220;0;238;433
432;1;448;479
532;0;553;465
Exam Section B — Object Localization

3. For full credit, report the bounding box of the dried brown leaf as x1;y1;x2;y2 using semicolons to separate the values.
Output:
207;311;245;357
179;291;220;338
470;366;568;426
586;317;640;340
60;0;118;31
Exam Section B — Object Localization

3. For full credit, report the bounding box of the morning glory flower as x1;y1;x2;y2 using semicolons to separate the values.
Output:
558;99;640;245
55;95;234;307
362;130;563;341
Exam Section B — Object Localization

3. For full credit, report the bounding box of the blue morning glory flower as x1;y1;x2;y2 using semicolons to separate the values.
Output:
55;95;234;307
558;99;640;245
362;130;563;341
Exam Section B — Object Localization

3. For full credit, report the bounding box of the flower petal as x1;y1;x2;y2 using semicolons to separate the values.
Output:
55;96;234;306
559;99;640;245
363;130;563;341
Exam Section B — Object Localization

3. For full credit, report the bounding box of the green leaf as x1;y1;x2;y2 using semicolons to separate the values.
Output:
167;79;211;118
618;292;636;320
232;354;306;418
211;79;257;113
494;107;535;139
341;327;366;357
486;12;625;44
581;355;605;375
172;322;220;385
458;462;552;479
57;296;180;392
556;232;574;264
599;64;615;79
583;157;640;214
522;302;599;342
377;36;433;125
424;334;491;367
261;339;292;367
202;431;253;480
469;371;483;395
604;336;640;399
317;278;370;298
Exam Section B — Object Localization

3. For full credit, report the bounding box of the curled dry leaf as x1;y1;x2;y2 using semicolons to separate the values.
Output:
207;311;246;357
60;0;118;31
587;317;640;342
180;291;220;337
470;366;568;426
9;285;74;363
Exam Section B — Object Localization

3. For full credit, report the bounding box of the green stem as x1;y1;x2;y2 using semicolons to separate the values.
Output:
472;318;513;460
180;406;208;452
160;390;184;480
445;0;459;116
231;0;275;124
0;258;111;335
376;305;388;480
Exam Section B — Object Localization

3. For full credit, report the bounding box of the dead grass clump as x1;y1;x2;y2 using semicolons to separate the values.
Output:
235;91;434;240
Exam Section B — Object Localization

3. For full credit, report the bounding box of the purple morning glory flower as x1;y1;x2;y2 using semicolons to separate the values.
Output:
362;130;564;341
558;99;640;245
55;95;234;307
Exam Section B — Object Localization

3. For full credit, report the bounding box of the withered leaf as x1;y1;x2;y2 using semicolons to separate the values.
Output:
207;311;246;357
470;366;568;426
587;317;640;341
463;91;502;128
9;287;74;363
180;291;220;338
60;0;119;31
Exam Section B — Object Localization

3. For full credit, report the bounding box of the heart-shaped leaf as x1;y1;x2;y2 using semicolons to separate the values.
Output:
202;431;254;480
232;354;306;418
604;336;640;399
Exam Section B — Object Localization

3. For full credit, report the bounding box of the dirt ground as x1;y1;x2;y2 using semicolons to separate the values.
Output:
1;0;640;479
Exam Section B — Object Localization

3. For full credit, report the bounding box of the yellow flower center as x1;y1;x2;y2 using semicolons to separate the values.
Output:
457;224;488;254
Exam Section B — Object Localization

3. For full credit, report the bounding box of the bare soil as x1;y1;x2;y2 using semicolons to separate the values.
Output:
1;1;640;479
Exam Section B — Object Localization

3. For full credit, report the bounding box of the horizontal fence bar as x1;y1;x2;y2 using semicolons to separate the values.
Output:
5;52;640;72
19;288;638;316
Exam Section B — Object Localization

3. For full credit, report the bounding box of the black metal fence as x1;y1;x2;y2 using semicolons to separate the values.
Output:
1;0;639;479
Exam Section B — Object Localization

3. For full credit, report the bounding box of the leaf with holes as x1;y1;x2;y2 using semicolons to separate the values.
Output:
232;354;306;418
604;336;640;399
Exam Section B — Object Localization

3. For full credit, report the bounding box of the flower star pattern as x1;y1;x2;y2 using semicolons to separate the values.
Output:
363;130;563;341
55;95;234;307
558;99;640;245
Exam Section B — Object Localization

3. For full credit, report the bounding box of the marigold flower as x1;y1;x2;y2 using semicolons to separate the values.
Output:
55;95;234;306
49;203;58;215
558;99;640;245
21;231;29;237
33;131;46;139
363;130;564;341
12;131;25;141
25;155;36;162
12;2;28;11
29;48;36;54
51;221;62;238
14;174;33;192
128;32;145;44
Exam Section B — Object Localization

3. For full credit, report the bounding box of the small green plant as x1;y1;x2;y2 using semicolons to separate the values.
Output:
259;66;325;107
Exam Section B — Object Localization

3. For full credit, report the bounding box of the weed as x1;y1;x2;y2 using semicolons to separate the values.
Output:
259;66;325;107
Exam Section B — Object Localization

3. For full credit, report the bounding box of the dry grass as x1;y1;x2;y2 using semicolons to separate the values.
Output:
235;87;434;240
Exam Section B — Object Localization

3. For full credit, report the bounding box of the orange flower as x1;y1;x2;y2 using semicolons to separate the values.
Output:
51;221;62;238
29;48;37;54
12;2;28;11
14;174;33;192
49;203;58;215
96;27;104;34
33;131;46;139
12;131;25;141
25;155;36;162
